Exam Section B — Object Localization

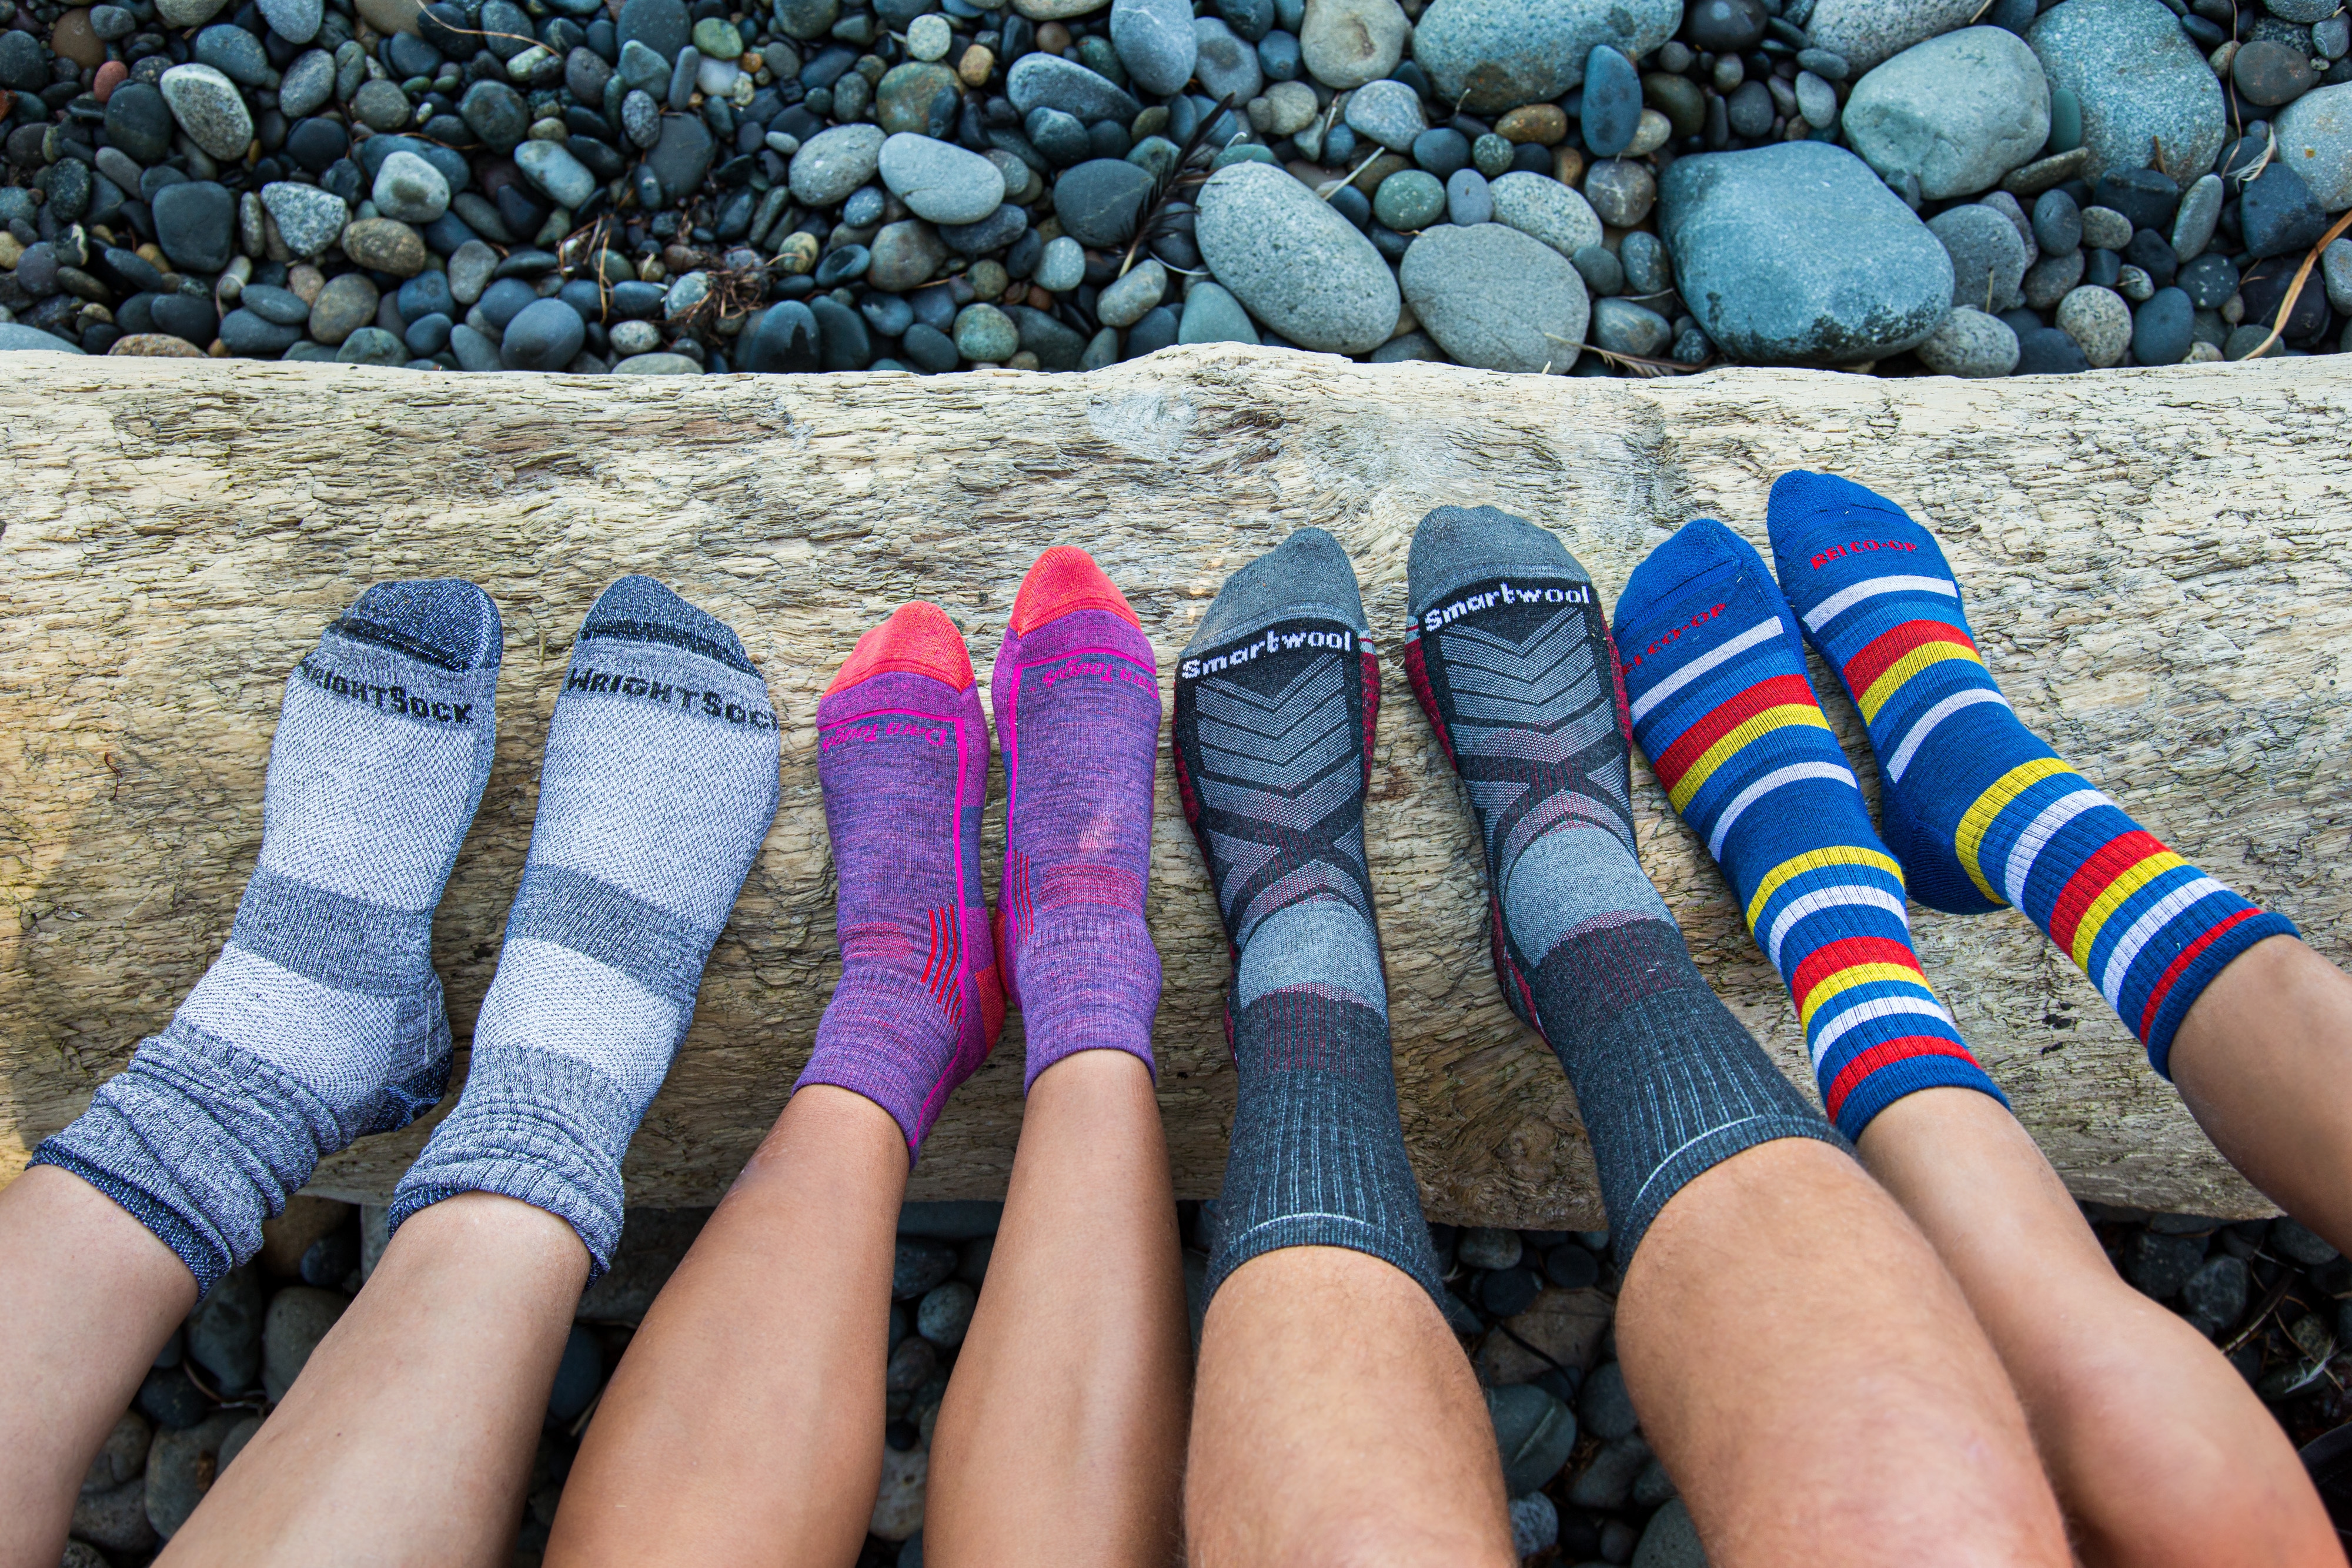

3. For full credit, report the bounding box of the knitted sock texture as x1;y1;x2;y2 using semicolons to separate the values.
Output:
796;601;1005;1154
35;580;500;1292
1173;528;1444;1303
1405;506;1843;1262
1768;471;2296;1076
1613;516;2006;1138
387;576;779;1273
990;547;1164;1088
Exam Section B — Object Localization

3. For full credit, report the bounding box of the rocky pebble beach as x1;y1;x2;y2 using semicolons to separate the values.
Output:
52;1194;2352;1567
0;0;2347;375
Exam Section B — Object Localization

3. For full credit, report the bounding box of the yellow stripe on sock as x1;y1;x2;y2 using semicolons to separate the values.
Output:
1954;757;2072;904
1666;705;1832;814
1796;965;1939;1032
1745;845;1906;934
2070;850;2191;970
1857;643;1985;723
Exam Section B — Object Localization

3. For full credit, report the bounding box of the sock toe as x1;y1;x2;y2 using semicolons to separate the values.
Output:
1406;504;1586;612
1010;546;1141;633
582;574;755;673
1190;527;1367;650
828;600;975;695
335;579;502;671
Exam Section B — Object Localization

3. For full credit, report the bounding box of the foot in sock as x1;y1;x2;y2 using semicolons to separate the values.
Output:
796;602;1004;1154
1404;506;1841;1261
389;577;779;1272
1766;472;2297;1075
35;581;502;1290
1171;527;1443;1300
1611;516;2007;1139
990;547;1164;1088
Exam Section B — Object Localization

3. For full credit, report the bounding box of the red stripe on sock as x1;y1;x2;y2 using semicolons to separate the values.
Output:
1650;673;1818;789
1790;935;1925;1002
1823;1038;1980;1120
1841;620;1976;696
2137;905;2261;1042
2045;830;2167;957
1402;640;1454;765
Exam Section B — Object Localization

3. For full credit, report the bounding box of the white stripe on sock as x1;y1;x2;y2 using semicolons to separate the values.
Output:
1806;994;1956;1071
1627;617;1781;725
1706;761;1857;860
1800;574;1957;632
1765;884;1910;971
2097;875;2227;1013
1999;788;2107;908
1884;687;2012;782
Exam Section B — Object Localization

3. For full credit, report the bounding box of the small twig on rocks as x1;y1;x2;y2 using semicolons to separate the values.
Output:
1117;93;1235;280
1574;340;1714;377
2243;205;2352;362
2223;1266;2297;1356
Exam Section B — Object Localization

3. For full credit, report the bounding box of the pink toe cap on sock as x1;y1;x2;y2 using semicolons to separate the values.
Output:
827;600;975;697
1009;546;1141;636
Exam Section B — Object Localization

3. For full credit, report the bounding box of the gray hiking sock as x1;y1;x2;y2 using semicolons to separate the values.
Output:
33;581;502;1292
1404;506;1843;1265
1172;530;1445;1303
387;576;780;1273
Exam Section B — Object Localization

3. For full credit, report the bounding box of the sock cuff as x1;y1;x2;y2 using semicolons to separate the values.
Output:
1013;909;1162;1091
1616;1112;1850;1262
1203;1208;1448;1305
28;1027;338;1294
2141;907;2300;1078
1825;1051;2010;1141
387;1045;638;1275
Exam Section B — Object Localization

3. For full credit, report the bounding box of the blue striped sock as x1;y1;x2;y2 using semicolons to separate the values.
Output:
1612;519;2006;1139
1766;472;2297;1076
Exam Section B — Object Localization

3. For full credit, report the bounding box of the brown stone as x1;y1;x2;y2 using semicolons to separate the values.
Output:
1551;146;1584;188
1474;1286;1615;1384
93;59;129;103
50;8;105;70
1034;20;1072;54
260;1194;353;1275
957;44;994;89
107;334;208;356
339;217;427;277
1496;103;1568;147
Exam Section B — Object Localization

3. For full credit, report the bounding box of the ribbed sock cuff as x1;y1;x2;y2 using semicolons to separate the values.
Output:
1541;967;1852;1267
2142;908;2300;1079
31;1028;336;1295
1204;1208;1447;1303
387;1047;636;1276
1014;910;1162;1091
1826;1051;2010;1142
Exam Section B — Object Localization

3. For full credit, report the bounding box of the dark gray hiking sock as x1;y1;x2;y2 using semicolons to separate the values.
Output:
1172;529;1445;1303
1404;506;1843;1265
387;576;781;1274
33;580;502;1292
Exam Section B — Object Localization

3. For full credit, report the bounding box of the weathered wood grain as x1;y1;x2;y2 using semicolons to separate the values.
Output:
4;348;2346;1223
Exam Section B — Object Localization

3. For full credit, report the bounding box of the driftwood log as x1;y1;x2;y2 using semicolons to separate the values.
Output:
4;348;2348;1225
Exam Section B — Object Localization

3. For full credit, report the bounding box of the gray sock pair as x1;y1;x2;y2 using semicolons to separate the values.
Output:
35;577;779;1288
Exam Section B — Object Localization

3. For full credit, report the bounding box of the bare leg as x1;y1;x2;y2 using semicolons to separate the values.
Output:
160;1192;586;1567
1187;1246;1514;1568
1618;1138;2073;1568
1859;1086;2339;1568
546;1086;906;1567
925;1049;1191;1566
2168;936;2352;1254
0;1165;198;1568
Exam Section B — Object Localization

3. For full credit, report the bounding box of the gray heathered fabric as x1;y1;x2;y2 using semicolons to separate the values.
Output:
1406;505;1843;1267
34;580;500;1292
1180;530;1444;1305
387;576;780;1274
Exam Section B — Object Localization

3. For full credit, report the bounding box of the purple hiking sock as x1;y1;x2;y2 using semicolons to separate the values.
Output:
797;601;1004;1155
990;546;1165;1088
